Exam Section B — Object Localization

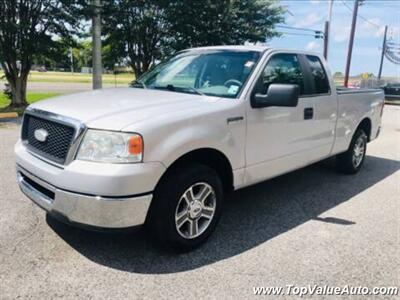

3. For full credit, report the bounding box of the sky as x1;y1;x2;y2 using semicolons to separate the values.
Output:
268;0;400;77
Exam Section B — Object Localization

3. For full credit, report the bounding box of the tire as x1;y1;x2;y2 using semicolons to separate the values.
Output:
336;129;368;174
146;163;223;252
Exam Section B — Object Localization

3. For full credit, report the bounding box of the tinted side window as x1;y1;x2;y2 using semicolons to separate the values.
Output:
306;55;330;94
256;54;305;95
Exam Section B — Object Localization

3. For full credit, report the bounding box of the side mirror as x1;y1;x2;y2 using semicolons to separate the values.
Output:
251;84;299;108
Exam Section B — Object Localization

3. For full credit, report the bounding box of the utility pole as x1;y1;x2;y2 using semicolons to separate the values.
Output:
92;0;102;89
378;25;388;80
323;0;334;60
70;47;74;75
344;0;361;87
323;22;329;59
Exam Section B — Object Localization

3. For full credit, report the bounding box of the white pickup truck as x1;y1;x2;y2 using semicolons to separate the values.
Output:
15;46;384;251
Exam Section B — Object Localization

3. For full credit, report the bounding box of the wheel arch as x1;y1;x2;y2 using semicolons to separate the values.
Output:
356;117;372;142
156;148;234;194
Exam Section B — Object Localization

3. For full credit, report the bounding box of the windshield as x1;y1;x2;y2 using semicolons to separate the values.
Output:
133;50;261;98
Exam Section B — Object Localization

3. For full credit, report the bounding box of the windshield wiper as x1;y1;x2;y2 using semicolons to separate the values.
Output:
153;84;205;96
131;80;147;89
152;84;175;91
184;86;206;96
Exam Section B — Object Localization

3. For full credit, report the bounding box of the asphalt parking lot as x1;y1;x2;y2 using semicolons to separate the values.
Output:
0;106;399;299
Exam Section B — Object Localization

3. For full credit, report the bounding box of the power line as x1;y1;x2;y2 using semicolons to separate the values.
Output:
386;42;400;50
340;0;382;30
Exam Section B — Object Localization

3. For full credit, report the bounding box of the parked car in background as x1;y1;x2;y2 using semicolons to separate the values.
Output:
15;46;385;251
383;82;400;100
32;65;47;72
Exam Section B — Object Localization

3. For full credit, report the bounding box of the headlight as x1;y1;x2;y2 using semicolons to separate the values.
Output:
76;130;143;163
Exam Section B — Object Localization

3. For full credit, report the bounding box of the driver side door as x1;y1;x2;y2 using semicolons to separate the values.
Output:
244;52;318;185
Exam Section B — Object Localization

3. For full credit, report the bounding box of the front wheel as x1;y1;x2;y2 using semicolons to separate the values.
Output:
146;164;223;252
336;129;368;174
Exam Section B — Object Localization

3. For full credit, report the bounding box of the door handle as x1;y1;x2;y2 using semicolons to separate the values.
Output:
227;116;244;124
304;107;313;120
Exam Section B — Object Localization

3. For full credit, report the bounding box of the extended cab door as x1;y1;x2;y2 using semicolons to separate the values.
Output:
300;54;337;157
244;52;324;185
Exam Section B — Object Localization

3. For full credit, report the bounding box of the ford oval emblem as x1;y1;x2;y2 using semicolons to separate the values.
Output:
34;128;48;142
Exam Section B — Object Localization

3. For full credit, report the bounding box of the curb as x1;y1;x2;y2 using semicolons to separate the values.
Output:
385;101;400;106
0;112;19;119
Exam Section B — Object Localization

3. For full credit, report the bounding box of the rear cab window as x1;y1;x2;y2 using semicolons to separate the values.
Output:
305;55;330;94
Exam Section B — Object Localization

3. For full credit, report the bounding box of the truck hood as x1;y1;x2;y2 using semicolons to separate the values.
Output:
29;88;221;130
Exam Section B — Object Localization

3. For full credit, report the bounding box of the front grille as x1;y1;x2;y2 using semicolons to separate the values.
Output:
22;114;76;164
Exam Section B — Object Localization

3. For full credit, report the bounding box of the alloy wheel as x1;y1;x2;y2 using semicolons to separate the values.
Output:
175;182;216;239
352;136;366;168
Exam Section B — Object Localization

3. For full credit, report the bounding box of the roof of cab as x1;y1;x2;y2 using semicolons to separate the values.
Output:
185;45;270;52
185;45;323;55
180;45;324;61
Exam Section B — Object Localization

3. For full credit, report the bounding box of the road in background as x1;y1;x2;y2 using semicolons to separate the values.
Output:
0;107;399;299
0;82;128;94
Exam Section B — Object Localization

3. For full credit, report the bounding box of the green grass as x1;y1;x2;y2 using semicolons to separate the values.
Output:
0;71;134;84
0;92;62;115
26;92;62;104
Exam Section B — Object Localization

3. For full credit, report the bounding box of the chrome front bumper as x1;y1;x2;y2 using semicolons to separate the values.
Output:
17;166;152;228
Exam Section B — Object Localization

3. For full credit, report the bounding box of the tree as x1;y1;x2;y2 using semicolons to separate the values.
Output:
103;0;169;77
32;39;95;72
103;0;284;78
33;38;78;71
73;40;92;71
0;1;85;108
334;71;344;77
165;0;284;51
231;0;284;43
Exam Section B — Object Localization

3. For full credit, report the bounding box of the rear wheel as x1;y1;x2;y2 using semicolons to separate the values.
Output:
336;129;367;174
146;163;223;251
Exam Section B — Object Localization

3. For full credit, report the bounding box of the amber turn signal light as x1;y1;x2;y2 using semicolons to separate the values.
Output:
128;135;143;155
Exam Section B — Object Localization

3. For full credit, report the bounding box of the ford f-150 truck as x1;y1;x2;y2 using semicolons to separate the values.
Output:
15;46;384;251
